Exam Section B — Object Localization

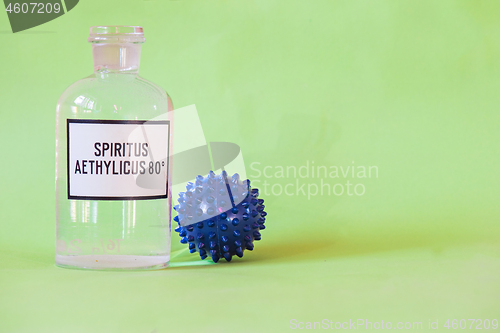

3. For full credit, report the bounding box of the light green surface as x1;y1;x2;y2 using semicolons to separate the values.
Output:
1;1;499;332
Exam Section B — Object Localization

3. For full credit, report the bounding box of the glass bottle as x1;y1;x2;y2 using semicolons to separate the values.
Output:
55;26;173;270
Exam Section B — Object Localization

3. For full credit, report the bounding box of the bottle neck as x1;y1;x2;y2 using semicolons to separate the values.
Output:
92;43;142;75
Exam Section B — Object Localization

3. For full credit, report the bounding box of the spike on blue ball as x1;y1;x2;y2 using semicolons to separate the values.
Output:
174;171;267;262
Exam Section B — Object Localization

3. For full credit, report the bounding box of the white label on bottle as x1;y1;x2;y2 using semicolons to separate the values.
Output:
67;119;170;200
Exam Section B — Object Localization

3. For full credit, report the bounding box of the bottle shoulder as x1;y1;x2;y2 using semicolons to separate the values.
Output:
58;74;168;104
57;74;172;119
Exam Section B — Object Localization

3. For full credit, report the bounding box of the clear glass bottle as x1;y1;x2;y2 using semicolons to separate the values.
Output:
55;26;173;270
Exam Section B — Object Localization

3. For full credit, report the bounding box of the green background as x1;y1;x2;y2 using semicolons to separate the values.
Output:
1;0;499;332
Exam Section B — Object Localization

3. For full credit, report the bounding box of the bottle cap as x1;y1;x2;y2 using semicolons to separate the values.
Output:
88;26;145;43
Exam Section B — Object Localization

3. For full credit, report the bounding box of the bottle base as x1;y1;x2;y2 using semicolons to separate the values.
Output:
55;254;170;270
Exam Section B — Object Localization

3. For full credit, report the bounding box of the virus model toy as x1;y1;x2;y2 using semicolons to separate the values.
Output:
174;171;266;262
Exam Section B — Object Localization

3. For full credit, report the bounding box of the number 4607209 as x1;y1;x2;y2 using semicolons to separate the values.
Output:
443;319;498;330
6;2;62;14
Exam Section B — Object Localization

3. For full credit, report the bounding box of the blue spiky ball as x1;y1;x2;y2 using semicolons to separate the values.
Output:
173;171;266;262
